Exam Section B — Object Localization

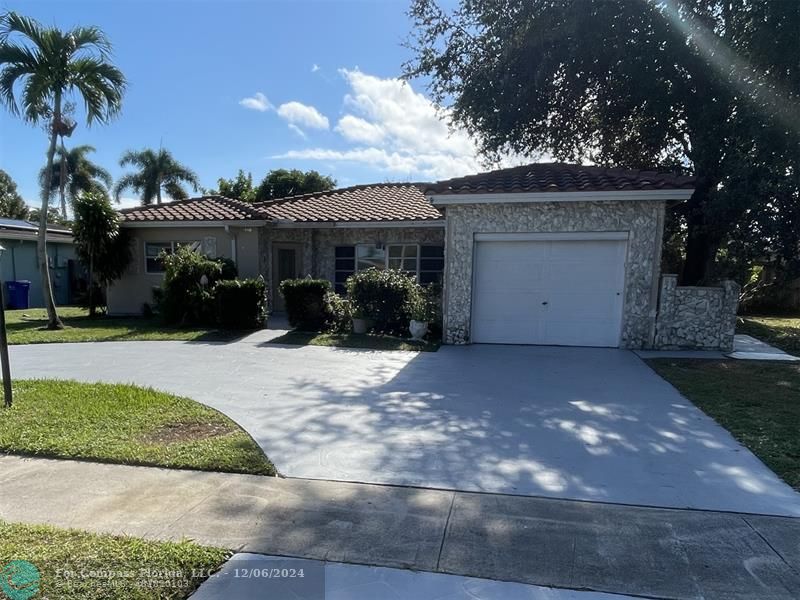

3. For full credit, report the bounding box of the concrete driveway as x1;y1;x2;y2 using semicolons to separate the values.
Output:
10;336;800;516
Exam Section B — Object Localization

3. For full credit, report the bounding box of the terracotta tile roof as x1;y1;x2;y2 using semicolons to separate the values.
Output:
119;196;263;222
425;163;696;195
255;183;443;223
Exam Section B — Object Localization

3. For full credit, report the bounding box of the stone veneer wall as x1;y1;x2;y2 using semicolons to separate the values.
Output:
442;201;665;348
654;275;740;351
258;225;445;310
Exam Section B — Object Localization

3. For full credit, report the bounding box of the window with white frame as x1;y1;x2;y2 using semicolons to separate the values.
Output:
145;241;201;273
333;243;444;290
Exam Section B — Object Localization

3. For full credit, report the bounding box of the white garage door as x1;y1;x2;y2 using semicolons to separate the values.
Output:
471;235;627;347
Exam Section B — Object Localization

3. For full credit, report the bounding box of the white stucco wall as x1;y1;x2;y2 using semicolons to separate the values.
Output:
107;225;259;315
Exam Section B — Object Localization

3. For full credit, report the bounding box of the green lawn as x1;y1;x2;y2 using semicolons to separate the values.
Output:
269;330;440;352
737;315;800;355
6;306;244;345
648;359;800;491
0;520;228;599
0;380;275;475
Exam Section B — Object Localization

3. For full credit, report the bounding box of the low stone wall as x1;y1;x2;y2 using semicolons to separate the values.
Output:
654;275;740;351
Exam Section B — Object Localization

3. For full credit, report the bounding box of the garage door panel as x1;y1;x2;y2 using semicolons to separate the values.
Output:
472;318;540;344
480;264;545;291
472;238;626;347
541;319;612;347
544;262;618;288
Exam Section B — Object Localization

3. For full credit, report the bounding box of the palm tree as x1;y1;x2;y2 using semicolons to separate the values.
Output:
0;12;125;329
40;144;112;218
114;148;200;205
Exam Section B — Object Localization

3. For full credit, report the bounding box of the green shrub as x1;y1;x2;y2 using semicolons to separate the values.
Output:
345;267;424;334
324;291;352;333
215;278;268;329
279;278;332;331
160;246;230;325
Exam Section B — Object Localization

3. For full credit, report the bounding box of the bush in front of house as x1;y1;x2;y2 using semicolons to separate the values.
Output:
279;278;332;331
346;267;424;334
323;290;352;332
159;246;237;326
215;277;268;329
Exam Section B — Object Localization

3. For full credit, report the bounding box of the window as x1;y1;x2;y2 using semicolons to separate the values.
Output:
356;244;385;270
334;243;445;289
334;246;356;294
387;244;419;274
145;241;201;274
419;245;444;284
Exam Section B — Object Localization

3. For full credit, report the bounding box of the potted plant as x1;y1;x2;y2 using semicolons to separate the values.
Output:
408;295;430;341
352;309;371;334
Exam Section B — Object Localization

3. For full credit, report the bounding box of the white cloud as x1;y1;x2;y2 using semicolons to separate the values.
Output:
277;101;329;130
275;147;480;180
239;92;272;112
287;123;308;139
115;196;144;210
271;68;518;180
335;115;385;145
311;63;320;73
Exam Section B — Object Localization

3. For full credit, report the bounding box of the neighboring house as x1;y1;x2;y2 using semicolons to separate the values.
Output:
108;162;739;350
0;218;79;307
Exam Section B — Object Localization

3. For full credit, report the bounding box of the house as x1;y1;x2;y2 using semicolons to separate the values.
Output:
0;218;79;307
107;162;740;350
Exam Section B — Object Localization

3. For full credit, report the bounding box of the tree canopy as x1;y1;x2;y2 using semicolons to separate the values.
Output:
406;0;800;284
213;170;256;202
255;169;336;202
114;148;199;205
40;144;112;214
0;170;29;220
72;190;131;315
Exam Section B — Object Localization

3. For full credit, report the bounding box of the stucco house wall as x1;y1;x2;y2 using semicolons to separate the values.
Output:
440;200;665;348
107;225;259;315
258;225;445;310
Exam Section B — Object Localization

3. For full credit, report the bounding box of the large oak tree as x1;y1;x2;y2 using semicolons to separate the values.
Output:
406;0;800;284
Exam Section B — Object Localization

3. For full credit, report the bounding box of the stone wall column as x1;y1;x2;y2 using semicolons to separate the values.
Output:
719;280;741;352
654;274;677;348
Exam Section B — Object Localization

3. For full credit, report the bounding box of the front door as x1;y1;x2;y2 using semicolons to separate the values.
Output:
272;243;303;311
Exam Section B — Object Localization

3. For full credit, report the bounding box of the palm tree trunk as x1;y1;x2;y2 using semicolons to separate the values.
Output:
38;93;64;330
156;185;162;205
58;138;68;219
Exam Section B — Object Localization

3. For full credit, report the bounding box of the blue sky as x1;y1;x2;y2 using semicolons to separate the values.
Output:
1;0;487;208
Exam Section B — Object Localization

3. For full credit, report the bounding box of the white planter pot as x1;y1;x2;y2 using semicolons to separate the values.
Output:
409;320;429;341
352;317;370;334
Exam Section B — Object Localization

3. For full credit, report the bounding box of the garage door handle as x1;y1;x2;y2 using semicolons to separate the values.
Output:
542;301;548;305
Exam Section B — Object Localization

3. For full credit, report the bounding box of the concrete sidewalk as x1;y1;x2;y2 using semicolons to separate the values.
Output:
1;455;799;600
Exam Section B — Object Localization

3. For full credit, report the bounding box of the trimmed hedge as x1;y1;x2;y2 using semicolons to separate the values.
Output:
216;277;268;329
345;267;424;334
279;278;331;331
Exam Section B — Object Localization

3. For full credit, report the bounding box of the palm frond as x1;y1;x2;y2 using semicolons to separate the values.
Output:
0;56;37;116
68;57;125;125
113;172;143;203
67;25;112;57
163;180;189;201
0;12;46;47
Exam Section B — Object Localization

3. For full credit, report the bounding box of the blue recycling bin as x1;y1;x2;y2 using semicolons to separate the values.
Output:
5;280;31;309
